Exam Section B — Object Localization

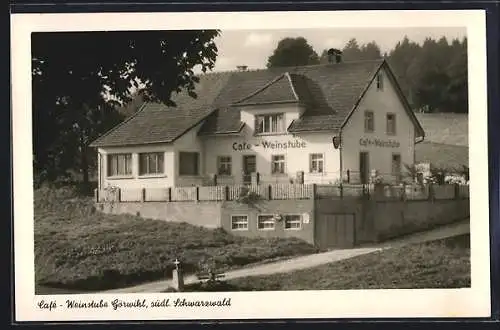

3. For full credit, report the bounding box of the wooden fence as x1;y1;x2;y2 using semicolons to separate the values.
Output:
96;183;470;203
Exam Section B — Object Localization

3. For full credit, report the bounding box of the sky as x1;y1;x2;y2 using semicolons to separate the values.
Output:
210;27;467;72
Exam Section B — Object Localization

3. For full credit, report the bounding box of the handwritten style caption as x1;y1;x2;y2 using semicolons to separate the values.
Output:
38;297;231;311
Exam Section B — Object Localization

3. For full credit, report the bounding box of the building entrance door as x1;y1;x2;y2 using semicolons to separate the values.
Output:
392;153;402;183
242;155;256;184
359;152;370;184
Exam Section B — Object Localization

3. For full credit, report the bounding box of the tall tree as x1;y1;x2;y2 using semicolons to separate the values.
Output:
360;41;382;60
266;37;320;68
444;37;468;113
32;30;220;186
341;38;362;61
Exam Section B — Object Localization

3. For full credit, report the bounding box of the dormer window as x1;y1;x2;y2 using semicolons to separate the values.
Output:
255;113;285;134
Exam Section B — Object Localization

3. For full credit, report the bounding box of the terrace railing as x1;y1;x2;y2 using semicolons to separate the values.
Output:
96;182;469;203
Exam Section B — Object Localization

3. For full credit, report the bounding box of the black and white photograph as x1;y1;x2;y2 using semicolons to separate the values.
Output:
12;10;491;321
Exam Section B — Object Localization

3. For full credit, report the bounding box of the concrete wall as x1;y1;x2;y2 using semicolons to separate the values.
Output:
342;66;417;182
369;198;469;241
219;199;315;244
97;201;222;228
96;184;469;247
315;195;470;245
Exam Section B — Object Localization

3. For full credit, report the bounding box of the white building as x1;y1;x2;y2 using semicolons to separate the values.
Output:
90;58;425;191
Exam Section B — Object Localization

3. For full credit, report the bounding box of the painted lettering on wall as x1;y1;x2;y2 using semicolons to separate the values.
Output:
359;138;400;148
232;139;307;151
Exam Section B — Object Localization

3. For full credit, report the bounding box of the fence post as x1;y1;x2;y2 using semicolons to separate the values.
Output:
141;188;146;202
195;186;200;202
225;186;230;201
167;187;172;202
401;183;407;201
311;183;317;200
428;183;435;201
268;184;272;200
94;188;99;203
454;183;460;200
117;188;122;202
346;170;350;184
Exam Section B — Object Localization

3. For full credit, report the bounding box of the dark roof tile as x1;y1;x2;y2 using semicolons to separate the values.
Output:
91;59;420;147
234;73;298;105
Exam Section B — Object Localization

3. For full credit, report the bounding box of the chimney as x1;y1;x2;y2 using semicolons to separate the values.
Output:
236;65;248;71
327;48;342;64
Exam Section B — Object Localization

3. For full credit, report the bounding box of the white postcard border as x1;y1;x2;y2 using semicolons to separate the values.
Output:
11;10;491;321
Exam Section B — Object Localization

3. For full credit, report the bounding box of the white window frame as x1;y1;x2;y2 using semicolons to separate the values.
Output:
107;153;132;177
386;113;396;135
364;110;374;133
255;113;285;135
376;72;384;90
179;151;200;176
217;156;232;176
257;214;275;231
284;214;302;230
138;152;164;176
309;153;324;174
271;154;286;175
230;214;249;231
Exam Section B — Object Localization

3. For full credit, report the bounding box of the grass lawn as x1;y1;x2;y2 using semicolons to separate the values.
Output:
183;234;470;292
34;185;319;293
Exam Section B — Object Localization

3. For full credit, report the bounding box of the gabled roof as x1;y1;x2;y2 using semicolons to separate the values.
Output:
233;72;299;106
90;59;424;147
90;71;233;147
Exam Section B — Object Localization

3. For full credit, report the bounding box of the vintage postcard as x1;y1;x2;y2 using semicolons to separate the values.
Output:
11;10;491;321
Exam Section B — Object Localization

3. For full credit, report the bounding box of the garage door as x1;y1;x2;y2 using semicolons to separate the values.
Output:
316;213;355;249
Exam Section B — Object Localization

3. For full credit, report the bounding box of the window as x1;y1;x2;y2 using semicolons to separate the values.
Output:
258;215;275;230
376;72;384;90
139;152;164;175
364;111;374;133
309;153;324;173
271;155;286;174
107;153;132;177
231;215;248;230
284;215;302;230
179;152;199;176
386;113;396;135
217;156;232;176
255;113;285;134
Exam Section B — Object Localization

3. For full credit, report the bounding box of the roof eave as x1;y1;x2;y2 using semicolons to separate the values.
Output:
92;139;175;149
198;122;246;136
232;100;299;107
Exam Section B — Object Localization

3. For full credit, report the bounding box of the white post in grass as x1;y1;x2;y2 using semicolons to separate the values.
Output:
172;258;184;292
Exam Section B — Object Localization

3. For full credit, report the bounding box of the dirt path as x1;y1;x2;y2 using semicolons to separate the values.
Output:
101;219;469;294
